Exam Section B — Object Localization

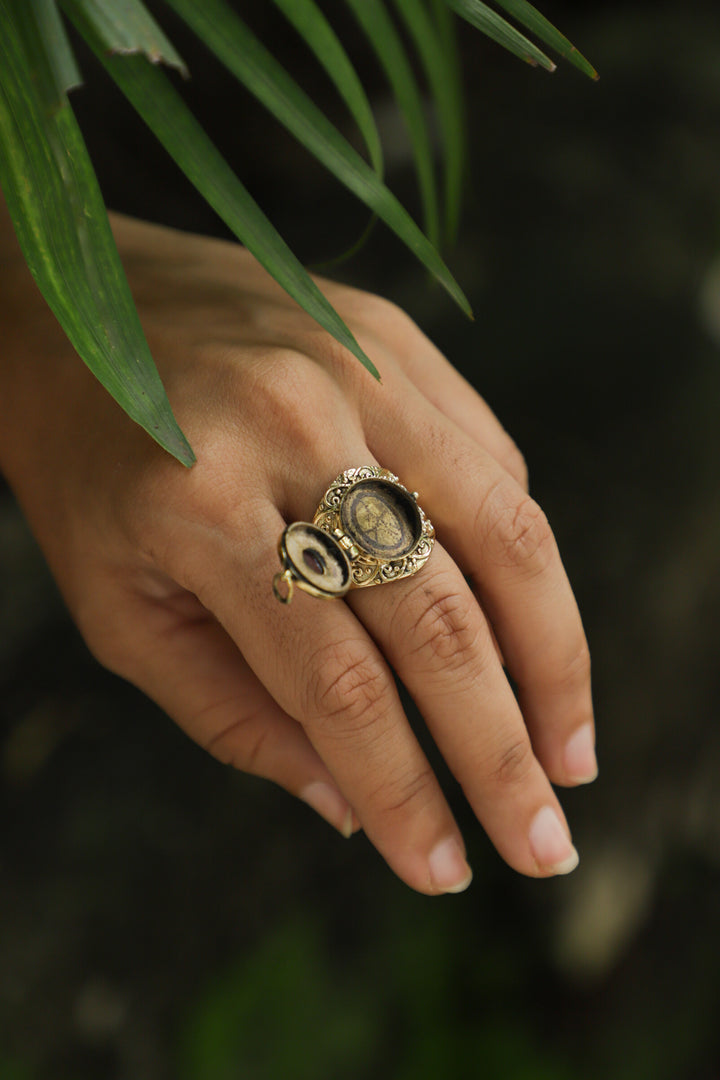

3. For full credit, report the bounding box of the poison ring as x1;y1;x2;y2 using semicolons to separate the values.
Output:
272;466;435;604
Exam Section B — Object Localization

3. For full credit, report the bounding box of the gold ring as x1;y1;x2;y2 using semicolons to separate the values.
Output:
273;466;435;603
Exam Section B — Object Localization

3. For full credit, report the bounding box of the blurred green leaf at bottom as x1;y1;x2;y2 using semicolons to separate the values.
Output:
0;1052;34;1080
178;918;382;1080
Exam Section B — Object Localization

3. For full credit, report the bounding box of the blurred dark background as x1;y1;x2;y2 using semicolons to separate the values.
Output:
2;1;720;1077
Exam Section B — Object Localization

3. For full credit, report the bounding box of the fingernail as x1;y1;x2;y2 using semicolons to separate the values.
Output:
528;806;579;875
300;781;354;839
564;723;598;784
428;837;473;894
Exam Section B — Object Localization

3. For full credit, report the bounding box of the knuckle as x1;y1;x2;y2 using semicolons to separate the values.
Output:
328;289;428;366
309;332;367;384
557;640;592;692
364;293;418;334
487;736;535;788
250;352;323;436
305;640;389;732
378;765;437;817
244;347;310;393
336;287;412;331
202;705;268;771
230;725;272;775
246;351;358;475
480;488;555;574
525;638;592;698
404;582;484;677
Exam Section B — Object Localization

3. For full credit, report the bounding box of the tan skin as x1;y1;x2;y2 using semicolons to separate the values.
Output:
0;203;596;894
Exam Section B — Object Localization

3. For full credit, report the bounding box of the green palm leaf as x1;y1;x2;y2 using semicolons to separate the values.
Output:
269;0;383;268
0;0;194;465
393;0;466;245
65;0;187;71
61;0;381;380
164;0;472;317
33;0;82;91
344;0;441;249
491;0;598;79
443;0;557;70
270;0;384;177
1;0;595;465
442;0;597;77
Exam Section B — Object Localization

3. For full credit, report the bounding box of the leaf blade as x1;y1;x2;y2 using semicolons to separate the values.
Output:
270;0;383;268
164;0;472;317
270;0;384;178
393;0;466;245
0;0;194;464
492;0;598;79
443;0;557;71
68;0;187;71
343;0;441;248
34;0;83;93
62;0;382;379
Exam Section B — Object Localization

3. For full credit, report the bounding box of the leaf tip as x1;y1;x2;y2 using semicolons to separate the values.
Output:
366;357;382;381
457;292;473;320
172;440;197;467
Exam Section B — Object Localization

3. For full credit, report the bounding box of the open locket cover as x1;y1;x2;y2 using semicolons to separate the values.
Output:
276;473;431;601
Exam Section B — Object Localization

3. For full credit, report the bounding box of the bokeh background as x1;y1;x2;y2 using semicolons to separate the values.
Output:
2;1;720;1077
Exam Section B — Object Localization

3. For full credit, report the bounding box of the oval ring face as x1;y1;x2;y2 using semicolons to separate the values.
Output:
282;522;350;597
339;478;422;559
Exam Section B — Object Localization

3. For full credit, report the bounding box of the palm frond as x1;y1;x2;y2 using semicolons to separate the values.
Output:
0;0;194;465
394;0;466;245
270;0;384;177
491;0;598;79
164;0;472;315
442;0;557;70
0;0;596;461
344;0;441;248
62;0;381;380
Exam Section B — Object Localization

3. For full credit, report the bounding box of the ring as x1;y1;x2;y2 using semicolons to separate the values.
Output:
273;466;435;604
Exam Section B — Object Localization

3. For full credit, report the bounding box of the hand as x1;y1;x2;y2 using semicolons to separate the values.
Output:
0;212;595;894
